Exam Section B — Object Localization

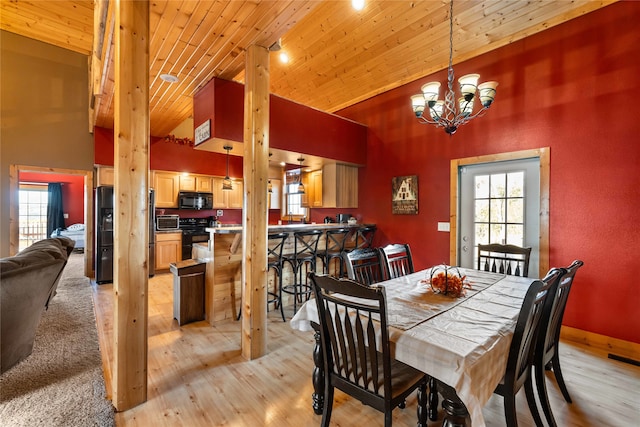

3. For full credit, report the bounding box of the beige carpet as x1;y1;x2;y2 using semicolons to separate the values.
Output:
0;253;115;426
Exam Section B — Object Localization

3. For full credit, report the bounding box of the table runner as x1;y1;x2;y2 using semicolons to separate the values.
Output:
384;268;505;330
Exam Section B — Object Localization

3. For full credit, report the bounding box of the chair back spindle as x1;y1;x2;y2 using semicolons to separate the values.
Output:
380;243;414;279
343;248;386;285
310;273;428;426
478;243;532;277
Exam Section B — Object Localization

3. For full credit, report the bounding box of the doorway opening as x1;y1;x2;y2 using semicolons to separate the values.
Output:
9;164;94;277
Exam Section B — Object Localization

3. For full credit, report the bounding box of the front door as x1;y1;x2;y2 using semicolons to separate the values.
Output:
458;157;540;277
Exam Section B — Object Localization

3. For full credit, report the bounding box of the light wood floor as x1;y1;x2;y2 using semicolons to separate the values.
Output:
92;271;640;426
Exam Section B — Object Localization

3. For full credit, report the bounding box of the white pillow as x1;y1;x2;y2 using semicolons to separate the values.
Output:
67;223;85;231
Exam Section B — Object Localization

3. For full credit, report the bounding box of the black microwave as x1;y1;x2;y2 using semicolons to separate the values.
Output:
178;191;213;210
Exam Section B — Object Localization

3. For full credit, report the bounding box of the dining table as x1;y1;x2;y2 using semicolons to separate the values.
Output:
290;266;535;427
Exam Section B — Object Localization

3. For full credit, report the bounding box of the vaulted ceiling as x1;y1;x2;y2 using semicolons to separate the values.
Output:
0;0;617;138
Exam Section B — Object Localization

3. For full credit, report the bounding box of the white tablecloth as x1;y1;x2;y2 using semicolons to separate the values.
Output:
290;268;532;427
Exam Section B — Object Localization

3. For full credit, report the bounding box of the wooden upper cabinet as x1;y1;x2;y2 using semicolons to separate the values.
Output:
196;176;213;192
212;177;243;209
310;170;323;207
179;175;212;192
179;175;196;191
322;164;359;208
154;171;180;208
301;170;323;208
268;178;281;210
227;180;244;209
96;166;114;186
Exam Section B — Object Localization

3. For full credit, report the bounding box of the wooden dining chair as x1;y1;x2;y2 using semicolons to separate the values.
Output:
342;247;386;285
478;243;532;277
380;243;414;279
493;267;564;427
534;260;584;427
309;273;428;427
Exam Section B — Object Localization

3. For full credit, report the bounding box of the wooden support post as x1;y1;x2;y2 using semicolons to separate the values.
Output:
113;0;150;410
241;44;270;360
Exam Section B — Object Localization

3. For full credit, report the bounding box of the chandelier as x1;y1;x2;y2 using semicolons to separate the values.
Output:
410;0;498;135
222;145;233;191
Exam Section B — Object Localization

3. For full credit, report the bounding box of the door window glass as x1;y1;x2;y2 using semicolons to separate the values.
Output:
19;185;48;250
473;171;525;262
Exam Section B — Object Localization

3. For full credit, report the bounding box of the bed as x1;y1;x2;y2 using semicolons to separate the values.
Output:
51;223;85;250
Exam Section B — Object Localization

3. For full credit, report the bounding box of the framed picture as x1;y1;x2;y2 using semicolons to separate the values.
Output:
392;175;418;215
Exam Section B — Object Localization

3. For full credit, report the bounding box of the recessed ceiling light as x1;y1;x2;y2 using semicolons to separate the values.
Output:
352;0;365;11
160;73;179;83
279;52;289;63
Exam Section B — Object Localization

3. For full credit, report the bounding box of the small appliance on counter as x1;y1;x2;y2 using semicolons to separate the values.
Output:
336;213;352;223
324;216;335;224
156;214;180;231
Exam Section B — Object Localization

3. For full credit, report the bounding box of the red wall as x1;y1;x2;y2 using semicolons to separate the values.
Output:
193;77;368;165
338;2;640;344
19;171;85;227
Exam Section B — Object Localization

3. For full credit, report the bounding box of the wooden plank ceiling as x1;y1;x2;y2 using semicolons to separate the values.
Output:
1;0;617;138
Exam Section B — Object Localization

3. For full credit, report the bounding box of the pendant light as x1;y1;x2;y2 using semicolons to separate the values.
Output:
222;145;233;191
297;157;305;194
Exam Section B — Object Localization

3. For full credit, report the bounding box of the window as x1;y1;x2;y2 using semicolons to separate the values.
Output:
284;171;307;221
19;184;48;251
473;171;525;258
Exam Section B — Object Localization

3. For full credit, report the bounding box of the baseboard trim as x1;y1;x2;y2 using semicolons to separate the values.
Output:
561;326;640;361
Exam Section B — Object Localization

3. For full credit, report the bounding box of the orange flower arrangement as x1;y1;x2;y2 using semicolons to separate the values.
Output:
423;265;471;298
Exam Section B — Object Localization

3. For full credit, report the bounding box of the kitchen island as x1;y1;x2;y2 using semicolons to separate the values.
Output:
192;223;374;324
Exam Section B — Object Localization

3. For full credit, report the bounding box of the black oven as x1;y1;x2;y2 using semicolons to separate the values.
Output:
179;217;210;260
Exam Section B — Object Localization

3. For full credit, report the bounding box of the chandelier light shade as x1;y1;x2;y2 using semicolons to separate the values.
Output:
411;0;498;135
297;157;305;194
222;145;233;191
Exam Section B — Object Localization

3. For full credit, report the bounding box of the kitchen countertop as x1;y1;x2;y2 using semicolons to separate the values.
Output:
205;223;373;234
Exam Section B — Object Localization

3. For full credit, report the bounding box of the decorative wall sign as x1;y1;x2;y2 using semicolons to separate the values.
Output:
392;175;418;215
194;119;211;145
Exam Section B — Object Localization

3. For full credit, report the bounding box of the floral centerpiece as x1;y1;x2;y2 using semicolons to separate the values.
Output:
422;264;471;298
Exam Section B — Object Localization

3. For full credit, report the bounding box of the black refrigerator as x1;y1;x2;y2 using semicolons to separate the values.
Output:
95;186;155;284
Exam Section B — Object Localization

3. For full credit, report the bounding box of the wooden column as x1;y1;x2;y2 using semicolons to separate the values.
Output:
241;44;270;359
112;0;150;410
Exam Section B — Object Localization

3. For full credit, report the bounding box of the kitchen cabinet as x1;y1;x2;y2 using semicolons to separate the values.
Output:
154;171;180;208
96;166;114;186
179;175;196;191
180;174;213;192
212;177;244;209
155;232;182;270
96;166;154;188
195;176;213;192
322;164;359;208
301;170;323;208
268;178;281;210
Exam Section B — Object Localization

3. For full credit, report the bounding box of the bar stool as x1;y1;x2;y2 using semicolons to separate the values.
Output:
281;229;323;316
355;225;377;249
238;232;288;321
317;227;350;277
267;232;289;322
